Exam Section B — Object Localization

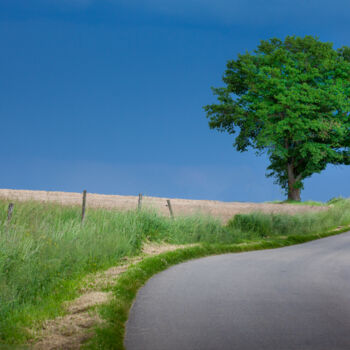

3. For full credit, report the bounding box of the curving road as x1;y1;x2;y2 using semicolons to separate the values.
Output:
125;232;350;350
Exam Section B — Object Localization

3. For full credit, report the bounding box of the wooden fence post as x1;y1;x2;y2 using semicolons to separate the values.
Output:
81;190;87;223
138;193;143;210
7;203;14;224
166;199;174;219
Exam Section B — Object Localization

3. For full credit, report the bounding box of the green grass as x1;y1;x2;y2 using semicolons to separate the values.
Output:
1;197;350;346
84;225;350;350
229;198;350;239
268;197;348;206
0;200;231;344
267;199;325;206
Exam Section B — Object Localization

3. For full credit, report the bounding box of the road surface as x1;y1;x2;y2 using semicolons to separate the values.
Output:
125;232;350;350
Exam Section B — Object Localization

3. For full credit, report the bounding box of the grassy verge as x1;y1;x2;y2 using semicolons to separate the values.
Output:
267;199;325;206
1;197;350;346
229;197;350;239
85;224;350;350
0;200;232;345
267;196;347;206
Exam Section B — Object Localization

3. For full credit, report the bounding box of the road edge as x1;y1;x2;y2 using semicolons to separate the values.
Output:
84;226;350;350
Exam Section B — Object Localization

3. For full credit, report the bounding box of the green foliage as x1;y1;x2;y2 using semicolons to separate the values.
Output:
228;198;350;238
327;196;345;205
1;198;350;346
85;223;350;350
126;210;230;244
0;200;230;344
0;202;140;343
205;35;350;199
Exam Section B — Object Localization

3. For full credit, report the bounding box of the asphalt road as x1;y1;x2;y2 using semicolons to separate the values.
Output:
125;232;350;350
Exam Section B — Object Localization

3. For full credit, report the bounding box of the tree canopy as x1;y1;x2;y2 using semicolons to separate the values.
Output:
205;36;350;201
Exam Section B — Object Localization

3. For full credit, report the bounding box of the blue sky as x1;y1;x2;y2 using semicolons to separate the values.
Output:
1;0;350;202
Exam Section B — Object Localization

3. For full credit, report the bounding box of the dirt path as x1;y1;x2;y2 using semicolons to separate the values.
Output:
0;189;327;223
31;242;194;350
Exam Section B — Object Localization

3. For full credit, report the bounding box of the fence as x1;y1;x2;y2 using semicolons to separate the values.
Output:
5;190;176;224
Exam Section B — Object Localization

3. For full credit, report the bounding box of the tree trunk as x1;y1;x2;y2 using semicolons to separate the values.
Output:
287;163;301;201
288;186;301;201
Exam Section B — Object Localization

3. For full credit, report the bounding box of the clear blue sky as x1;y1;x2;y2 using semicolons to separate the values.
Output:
1;0;350;202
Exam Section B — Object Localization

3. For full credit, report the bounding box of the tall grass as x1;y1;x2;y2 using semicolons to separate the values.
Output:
0;198;349;345
0;200;230;344
228;198;350;239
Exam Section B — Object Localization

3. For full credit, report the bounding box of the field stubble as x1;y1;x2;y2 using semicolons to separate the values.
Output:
0;189;327;223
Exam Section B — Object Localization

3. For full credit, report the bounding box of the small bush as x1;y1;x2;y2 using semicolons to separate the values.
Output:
327;196;346;205
227;198;350;238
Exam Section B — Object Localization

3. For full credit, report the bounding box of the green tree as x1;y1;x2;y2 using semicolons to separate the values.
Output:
205;36;350;201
